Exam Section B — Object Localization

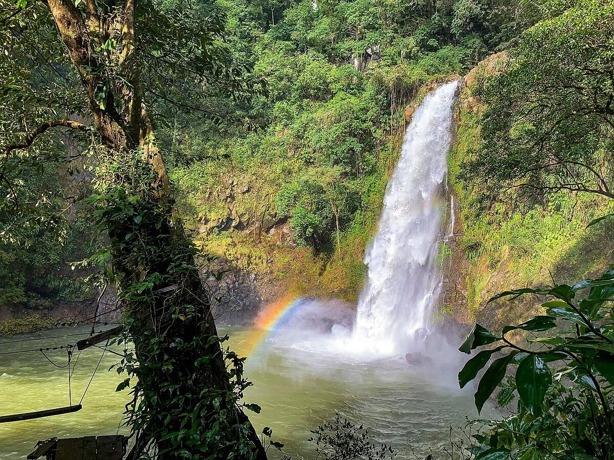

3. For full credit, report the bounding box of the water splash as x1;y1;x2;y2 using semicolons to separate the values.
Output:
353;81;458;356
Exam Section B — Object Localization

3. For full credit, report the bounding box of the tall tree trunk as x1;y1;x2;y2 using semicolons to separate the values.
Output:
45;1;267;457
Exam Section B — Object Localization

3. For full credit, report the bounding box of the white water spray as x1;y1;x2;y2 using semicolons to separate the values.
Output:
353;81;458;356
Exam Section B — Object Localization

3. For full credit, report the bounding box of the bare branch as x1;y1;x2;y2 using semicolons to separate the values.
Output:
1;119;91;156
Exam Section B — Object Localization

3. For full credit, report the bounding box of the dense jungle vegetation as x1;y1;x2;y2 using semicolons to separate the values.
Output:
1;0;613;458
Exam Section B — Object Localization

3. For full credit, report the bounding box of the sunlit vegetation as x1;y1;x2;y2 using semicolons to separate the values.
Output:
1;0;613;458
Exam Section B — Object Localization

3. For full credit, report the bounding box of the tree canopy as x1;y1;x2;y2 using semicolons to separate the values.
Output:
462;0;614;202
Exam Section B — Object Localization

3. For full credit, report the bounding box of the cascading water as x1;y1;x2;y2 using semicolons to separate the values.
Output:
353;81;458;356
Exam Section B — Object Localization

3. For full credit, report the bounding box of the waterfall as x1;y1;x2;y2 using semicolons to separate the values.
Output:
353;81;458;356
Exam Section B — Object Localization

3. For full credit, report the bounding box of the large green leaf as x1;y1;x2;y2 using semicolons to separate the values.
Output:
475;352;518;413
578;298;608;320
516;355;552;415
546;305;586;326
460;324;501;354
502;316;556;334
518;446;540;460
548;284;575;302
572;269;614;291
459;347;504;388
563;339;614;354
575;270;614;318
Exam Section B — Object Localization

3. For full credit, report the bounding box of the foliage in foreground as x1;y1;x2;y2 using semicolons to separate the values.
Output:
460;267;614;459
308;412;396;460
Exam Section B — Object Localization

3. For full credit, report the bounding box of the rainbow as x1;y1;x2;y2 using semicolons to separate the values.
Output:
242;295;307;357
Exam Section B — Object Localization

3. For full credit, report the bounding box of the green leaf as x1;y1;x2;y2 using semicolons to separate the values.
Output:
587;212;614;228
578;298;607;320
518;446;540;460
593;352;614;385
542;300;568;309
460;324;501;354
134;214;143;224
459;346;504;388
573;270;614;291
244;403;261;414
475;448;510;460
548;284;575;302
496;384;515;407
502;316;556;334
564;341;614;354
475;352;517;413
532;336;566;346
546;305;586;326
116;378;130;392
516;355;552;415
489;288;543;303
81;193;103;205
270;441;284;450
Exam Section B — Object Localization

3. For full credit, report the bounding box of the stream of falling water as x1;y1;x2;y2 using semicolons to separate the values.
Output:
353;81;458;356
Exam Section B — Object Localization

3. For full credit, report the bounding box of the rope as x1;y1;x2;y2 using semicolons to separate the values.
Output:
79;340;108;405
39;346;73;369
92;344;124;358
71;348;82;375
91;283;108;336
67;347;73;406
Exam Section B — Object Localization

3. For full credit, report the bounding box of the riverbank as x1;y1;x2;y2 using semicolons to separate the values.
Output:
0;300;101;335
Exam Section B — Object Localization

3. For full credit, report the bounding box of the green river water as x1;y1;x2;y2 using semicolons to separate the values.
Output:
0;326;490;459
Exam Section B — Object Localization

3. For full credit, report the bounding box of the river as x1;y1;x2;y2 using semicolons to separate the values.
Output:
0;325;491;459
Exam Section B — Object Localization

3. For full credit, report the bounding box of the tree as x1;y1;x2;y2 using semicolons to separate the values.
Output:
462;0;614;202
0;0;266;458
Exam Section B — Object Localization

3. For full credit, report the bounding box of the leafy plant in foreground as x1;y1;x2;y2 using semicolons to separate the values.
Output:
459;268;614;459
308;412;396;460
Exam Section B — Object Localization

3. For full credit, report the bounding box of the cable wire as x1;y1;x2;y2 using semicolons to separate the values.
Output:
79;340;108;405
0;331;92;346
0;326;122;355
0;344;70;356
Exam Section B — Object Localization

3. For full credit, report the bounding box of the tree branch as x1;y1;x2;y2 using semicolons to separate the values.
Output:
1;119;91;156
